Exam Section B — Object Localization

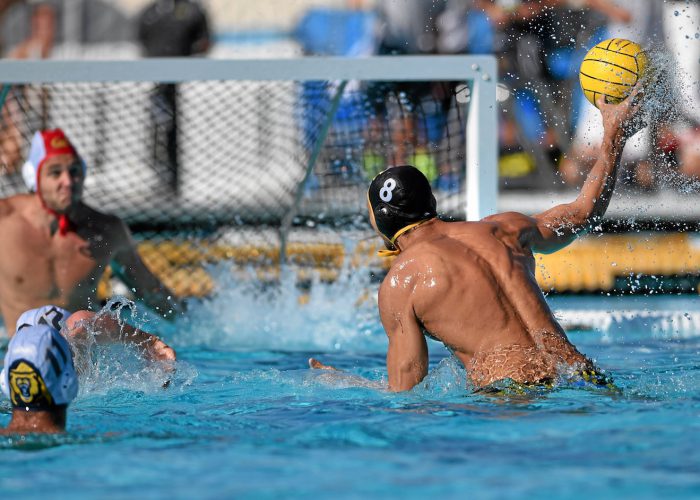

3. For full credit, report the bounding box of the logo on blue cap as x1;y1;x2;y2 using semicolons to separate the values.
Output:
8;359;54;408
1;322;78;409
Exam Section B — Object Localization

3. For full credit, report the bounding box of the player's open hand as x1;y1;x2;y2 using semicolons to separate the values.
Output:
597;82;646;142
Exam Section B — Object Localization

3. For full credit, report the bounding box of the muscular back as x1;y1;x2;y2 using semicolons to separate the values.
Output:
0;195;125;332
380;218;588;386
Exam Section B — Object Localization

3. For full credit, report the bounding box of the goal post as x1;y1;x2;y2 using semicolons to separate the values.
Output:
0;55;498;297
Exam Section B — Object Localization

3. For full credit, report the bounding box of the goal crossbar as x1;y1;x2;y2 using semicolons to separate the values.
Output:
0;55;498;220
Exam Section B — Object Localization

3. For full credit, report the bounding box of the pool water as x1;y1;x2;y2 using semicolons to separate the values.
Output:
1;273;699;499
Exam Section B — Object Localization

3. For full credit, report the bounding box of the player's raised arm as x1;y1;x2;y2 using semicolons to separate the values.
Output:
495;87;645;254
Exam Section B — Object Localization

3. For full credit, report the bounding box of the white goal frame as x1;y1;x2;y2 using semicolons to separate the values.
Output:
0;55;498;221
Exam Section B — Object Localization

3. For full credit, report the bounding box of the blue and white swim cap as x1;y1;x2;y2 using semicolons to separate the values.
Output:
0;324;78;409
15;305;72;334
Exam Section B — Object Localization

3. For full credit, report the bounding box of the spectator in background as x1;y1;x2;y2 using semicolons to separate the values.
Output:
0;0;56;176
5;0;55;59
375;0;444;56
362;0;452;187
560;0;656;189
464;1;574;188
137;0;211;194
471;1;632;189
661;0;700;181
676;128;700;180
561;0;699;188
0;0;25;54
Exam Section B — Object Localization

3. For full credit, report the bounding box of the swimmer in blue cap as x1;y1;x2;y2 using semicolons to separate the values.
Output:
312;88;644;391
15;305;176;363
0;322;78;434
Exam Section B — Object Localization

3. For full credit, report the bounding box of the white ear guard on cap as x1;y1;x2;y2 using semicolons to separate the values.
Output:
22;131;45;191
22;130;87;192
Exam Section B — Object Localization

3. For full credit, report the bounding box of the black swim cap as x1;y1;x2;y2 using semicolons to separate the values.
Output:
367;165;437;244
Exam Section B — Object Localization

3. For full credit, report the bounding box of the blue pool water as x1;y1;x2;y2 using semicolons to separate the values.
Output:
1;274;699;499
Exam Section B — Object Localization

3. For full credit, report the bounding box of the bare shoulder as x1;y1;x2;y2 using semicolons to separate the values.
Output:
481;211;536;232
0;197;14;219
0;194;31;220
379;249;448;303
480;211;542;248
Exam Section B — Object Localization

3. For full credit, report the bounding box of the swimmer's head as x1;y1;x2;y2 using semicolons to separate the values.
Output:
1;323;78;412
22;129;86;223
22;129;87;235
367;165;437;250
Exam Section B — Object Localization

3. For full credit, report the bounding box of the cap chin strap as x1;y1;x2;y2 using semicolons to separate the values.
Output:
377;218;433;257
35;160;72;237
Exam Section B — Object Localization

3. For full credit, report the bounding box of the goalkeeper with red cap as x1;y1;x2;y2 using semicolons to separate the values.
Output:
0;128;182;358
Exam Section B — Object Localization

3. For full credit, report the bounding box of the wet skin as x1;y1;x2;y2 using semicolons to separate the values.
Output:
377;217;589;389
0;408;66;435
374;90;645;391
0;153;180;335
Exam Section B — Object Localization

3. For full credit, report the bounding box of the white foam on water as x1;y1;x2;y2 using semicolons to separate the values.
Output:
70;299;197;397
556;308;700;341
412;356;469;397
173;262;384;352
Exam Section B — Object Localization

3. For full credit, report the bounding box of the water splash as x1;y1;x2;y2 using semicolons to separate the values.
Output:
70;298;197;397
173;262;385;352
632;45;700;192
412;356;469;398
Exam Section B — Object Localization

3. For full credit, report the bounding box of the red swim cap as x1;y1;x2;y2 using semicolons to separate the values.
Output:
21;129;85;236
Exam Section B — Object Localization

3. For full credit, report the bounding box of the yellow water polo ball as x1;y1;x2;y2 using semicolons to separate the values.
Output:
579;38;648;107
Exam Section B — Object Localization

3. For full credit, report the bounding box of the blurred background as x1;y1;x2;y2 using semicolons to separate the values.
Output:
1;0;699;297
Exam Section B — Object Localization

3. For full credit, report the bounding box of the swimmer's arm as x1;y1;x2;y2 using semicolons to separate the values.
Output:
380;283;429;392
496;91;643;253
65;310;176;361
110;221;185;321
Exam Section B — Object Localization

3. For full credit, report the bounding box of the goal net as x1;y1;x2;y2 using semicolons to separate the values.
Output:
0;56;497;299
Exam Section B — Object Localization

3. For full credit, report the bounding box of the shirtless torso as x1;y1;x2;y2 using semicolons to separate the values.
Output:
0;195;127;330
380;217;589;388
0;129;179;365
